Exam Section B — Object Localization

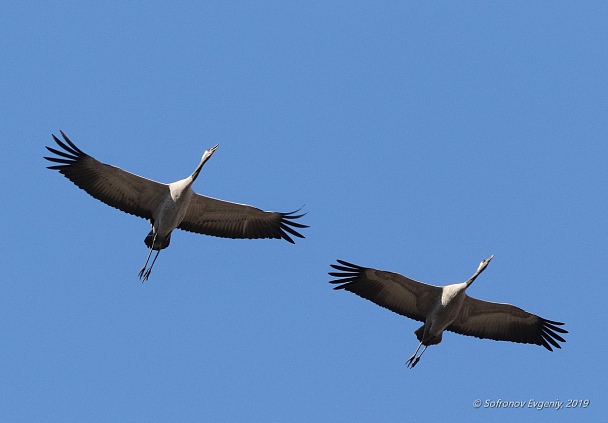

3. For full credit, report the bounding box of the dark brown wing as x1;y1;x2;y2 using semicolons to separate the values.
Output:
447;296;567;351
44;131;168;220
177;194;307;243
329;260;442;322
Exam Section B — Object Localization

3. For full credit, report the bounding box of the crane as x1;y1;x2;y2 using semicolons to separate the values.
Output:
45;131;308;281
329;256;567;368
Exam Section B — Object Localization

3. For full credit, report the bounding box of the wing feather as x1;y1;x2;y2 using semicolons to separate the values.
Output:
447;296;567;351
329;260;441;322
44;131;168;220
177;195;307;243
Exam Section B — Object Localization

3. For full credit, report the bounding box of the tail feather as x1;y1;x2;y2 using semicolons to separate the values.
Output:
144;231;171;250
415;325;443;346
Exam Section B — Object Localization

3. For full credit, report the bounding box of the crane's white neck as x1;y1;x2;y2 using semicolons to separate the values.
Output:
190;144;219;182
465;255;494;287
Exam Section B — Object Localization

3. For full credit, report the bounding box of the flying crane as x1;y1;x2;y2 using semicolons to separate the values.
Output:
329;256;566;368
45;131;307;281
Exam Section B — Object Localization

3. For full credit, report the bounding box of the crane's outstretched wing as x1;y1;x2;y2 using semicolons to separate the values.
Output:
178;195;307;243
447;296;567;351
45;131;168;220
329;260;442;322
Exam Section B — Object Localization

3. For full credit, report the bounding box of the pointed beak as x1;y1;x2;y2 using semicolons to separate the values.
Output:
487;254;494;262
209;144;219;153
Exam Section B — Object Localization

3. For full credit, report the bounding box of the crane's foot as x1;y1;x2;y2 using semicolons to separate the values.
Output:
138;267;152;282
405;355;421;369
405;354;416;368
141;268;152;282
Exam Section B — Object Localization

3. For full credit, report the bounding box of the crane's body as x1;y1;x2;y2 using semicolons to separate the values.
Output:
422;282;468;339
329;256;566;368
134;145;218;279
45;131;307;281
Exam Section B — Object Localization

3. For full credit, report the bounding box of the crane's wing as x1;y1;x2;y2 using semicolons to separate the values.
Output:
329;260;442;322
447;296;567;351
44;131;169;220
177;195;308;243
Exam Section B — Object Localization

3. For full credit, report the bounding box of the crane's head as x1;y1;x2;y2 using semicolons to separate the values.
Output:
191;144;219;181
466;255;494;286
477;255;494;274
202;144;219;162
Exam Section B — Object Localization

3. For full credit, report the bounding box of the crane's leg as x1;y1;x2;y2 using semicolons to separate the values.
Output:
406;342;428;369
138;234;157;280
141;249;161;282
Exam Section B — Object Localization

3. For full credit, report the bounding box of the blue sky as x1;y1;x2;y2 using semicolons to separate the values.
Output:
1;2;606;422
